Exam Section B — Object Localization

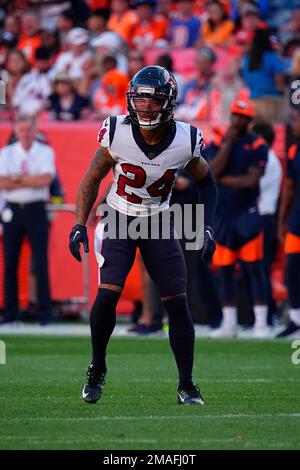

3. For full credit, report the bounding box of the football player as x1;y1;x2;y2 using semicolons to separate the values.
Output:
69;66;217;405
206;99;270;338
277;108;300;337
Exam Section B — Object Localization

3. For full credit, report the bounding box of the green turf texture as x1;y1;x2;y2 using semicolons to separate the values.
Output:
0;336;300;450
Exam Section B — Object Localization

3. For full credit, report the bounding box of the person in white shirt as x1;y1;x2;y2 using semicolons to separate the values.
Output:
12;47;52;116
254;122;282;325
51;27;91;81
0;114;56;325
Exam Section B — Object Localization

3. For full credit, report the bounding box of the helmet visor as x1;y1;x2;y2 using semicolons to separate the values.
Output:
131;95;167;122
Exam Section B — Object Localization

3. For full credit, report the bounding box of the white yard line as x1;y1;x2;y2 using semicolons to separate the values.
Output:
1;413;300;422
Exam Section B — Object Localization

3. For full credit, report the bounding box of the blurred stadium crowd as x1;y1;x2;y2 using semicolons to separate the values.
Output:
1;0;300;336
0;0;300;122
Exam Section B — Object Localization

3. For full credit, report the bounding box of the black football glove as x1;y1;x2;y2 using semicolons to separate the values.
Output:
201;225;216;262
69;224;89;262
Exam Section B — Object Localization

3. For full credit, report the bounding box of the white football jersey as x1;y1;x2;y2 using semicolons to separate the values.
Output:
97;115;205;216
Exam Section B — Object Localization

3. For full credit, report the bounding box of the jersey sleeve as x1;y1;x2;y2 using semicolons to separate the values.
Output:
97;117;111;148
97;116;118;161
183;125;206;168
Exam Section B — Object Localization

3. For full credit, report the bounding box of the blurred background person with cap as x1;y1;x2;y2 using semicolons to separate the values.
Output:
51;27;91;81
206;98;270;338
90;30;128;73
12;46;52;116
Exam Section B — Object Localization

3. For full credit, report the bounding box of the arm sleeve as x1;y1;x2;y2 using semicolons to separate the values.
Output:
196;169;218;228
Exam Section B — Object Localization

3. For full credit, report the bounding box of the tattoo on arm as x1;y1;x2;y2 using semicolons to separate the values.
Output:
76;147;115;225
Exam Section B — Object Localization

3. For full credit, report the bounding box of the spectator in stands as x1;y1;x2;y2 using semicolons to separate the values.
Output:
175;46;217;120
280;9;300;45
108;0;137;43
40;27;60;64
12;46;52;116
90;31;128;74
0;30;19;71
92;67;128;118
277;107;300;337
0;114;55;325
129;0;168;50
240;28;285;122
200;0;235;48
253;121;282;325
239;3;266;34
17;10;41;66
156;0;174;20
87;8;111;40
0;49;29;111
156;53;184;103
57;8;77;47
127;50;145;80
47;72;90;121
52;28;91;81
168;0;201;48
3;14;20;40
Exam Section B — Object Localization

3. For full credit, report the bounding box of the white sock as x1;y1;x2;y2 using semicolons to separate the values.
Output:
290;309;300;327
254;305;268;328
223;306;237;328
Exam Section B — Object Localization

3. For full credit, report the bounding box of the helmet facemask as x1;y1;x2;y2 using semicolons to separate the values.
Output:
129;90;170;129
127;77;177;130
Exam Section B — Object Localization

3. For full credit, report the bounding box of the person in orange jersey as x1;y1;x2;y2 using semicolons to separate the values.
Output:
206;99;270;338
92;67;128;117
128;0;168;50
108;0;138;44
200;0;235;48
17;10;41;66
277;108;300;337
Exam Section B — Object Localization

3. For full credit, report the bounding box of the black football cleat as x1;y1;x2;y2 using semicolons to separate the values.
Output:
177;384;204;405
82;364;106;403
276;321;300;338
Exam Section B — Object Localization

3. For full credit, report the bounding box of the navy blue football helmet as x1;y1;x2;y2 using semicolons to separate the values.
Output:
127;65;178;129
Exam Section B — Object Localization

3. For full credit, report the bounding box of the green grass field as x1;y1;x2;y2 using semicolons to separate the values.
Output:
0;335;300;450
